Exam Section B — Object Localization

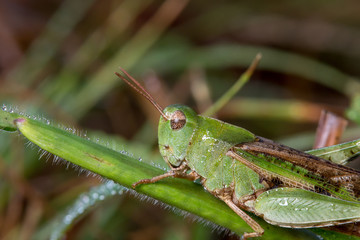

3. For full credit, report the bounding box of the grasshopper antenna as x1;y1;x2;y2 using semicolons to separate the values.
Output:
115;68;169;120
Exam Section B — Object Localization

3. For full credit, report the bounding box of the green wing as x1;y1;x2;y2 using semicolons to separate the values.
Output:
254;188;360;227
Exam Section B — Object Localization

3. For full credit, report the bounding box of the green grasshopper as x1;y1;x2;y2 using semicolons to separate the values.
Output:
115;68;360;239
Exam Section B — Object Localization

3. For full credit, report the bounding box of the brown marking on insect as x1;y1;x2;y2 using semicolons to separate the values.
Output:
256;137;360;177
237;136;360;199
270;177;283;187
227;149;342;199
258;177;271;189
212;186;233;197
314;185;330;196
170;110;186;130
162;144;174;155
187;170;202;181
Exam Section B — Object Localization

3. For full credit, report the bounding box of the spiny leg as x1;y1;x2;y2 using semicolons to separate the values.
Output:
132;162;199;188
220;196;264;239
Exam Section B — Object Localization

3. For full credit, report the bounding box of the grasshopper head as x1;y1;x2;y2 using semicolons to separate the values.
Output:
158;104;198;168
114;70;198;168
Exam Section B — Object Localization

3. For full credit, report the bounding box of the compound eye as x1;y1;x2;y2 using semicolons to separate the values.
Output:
170;110;186;130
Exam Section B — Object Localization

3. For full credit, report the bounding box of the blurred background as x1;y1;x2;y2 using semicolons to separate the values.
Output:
1;0;360;239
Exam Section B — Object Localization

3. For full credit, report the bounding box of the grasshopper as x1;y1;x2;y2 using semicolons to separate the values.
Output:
115;67;360;239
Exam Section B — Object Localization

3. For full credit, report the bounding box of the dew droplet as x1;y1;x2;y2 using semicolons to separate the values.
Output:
278;198;288;206
82;195;90;204
77;207;84;214
64;214;73;224
92;192;99;199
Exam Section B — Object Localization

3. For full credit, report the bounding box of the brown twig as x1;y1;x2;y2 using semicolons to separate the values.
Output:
313;110;348;149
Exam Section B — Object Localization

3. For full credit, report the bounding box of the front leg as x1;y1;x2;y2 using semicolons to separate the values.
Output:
132;161;200;188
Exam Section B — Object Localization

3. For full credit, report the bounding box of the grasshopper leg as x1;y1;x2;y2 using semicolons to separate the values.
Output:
132;162;199;188
220;196;264;239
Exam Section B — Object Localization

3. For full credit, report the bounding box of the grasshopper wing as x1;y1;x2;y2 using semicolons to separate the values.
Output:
254;187;360;227
228;137;360;202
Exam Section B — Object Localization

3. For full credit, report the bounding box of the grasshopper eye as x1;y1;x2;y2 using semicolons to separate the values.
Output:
170;110;186;130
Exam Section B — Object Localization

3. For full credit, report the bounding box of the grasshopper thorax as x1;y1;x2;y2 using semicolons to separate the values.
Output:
158;104;198;168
